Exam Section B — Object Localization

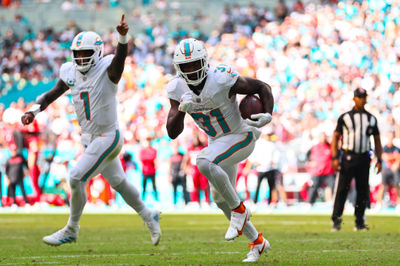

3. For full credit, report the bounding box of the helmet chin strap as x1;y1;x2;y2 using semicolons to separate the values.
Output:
188;78;207;95
76;64;91;74
79;69;90;75
74;57;95;74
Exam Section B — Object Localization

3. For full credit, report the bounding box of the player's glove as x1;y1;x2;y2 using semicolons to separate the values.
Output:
245;113;272;128
178;92;194;113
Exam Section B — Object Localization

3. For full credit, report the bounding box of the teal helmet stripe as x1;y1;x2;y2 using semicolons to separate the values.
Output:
76;32;85;46
184;41;191;57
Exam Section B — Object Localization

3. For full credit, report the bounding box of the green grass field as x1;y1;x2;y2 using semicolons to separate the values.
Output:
0;213;399;265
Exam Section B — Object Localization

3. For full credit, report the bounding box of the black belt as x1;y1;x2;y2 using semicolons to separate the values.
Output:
341;150;369;156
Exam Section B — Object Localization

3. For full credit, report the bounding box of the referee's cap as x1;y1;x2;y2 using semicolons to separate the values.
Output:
354;88;367;98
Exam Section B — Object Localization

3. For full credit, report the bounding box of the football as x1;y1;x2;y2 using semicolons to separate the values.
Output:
239;95;264;120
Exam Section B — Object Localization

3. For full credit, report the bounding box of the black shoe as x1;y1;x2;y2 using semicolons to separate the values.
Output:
331;218;342;232
354;224;369;232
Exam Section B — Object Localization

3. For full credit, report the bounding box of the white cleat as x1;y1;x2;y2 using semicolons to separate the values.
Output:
43;225;79;246
144;210;162;245
225;202;252;241
242;234;271;262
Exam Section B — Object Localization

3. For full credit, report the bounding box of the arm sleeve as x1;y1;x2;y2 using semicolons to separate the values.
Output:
166;78;181;102
59;62;73;85
370;115;380;135
102;54;114;69
335;114;344;135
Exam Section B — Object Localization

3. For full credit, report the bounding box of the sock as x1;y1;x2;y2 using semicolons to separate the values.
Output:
233;202;245;213
113;179;150;219
197;158;240;209
138;208;152;220
244;221;259;242
252;233;264;244
67;179;87;229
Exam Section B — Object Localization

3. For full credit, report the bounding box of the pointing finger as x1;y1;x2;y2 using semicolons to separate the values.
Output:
120;14;125;23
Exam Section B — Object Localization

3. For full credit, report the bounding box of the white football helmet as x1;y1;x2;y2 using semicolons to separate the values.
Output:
70;31;104;73
173;38;209;86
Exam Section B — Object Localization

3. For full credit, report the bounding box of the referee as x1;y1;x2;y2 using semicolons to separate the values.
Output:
331;88;383;231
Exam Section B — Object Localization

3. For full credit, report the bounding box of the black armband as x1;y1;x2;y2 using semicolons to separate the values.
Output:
377;158;382;164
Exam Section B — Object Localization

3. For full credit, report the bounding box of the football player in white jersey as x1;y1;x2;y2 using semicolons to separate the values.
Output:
166;38;273;262
21;15;161;246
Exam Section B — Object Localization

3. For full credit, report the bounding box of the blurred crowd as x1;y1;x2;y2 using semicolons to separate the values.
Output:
0;0;399;211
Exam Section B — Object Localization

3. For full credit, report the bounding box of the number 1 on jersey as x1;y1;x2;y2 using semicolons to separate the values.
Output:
80;91;91;120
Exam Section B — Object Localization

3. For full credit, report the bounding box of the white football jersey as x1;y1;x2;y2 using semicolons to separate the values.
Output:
167;64;251;139
60;55;118;135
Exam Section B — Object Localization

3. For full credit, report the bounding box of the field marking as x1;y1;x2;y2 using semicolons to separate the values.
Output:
2;262;59;265
187;220;332;226
274;238;344;243
0;218;40;223
0;236;27;240
14;251;241;260
263;221;331;225
321;249;368;253
187;220;227;225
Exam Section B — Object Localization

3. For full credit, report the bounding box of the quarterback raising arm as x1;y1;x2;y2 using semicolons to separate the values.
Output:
21;14;129;126
19;15;162;248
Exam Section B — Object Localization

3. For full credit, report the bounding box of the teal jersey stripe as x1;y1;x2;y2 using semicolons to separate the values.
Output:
81;130;120;182
212;132;253;164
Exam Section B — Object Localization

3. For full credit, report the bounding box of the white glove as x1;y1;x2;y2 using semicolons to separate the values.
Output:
178;92;194;113
245;113;272;128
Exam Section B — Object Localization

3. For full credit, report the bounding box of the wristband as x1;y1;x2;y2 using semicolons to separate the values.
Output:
118;34;128;44
377;158;382;164
27;104;41;116
332;155;340;160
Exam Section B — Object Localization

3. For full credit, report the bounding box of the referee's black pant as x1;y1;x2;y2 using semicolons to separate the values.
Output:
332;151;371;226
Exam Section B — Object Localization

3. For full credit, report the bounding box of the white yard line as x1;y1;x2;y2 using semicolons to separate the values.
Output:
14;251;241;260
2;262;59;265
321;249;368;252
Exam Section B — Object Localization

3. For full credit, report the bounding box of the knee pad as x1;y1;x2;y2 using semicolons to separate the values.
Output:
197;158;221;177
112;178;126;192
69;177;83;190
196;158;211;177
69;166;83;182
69;166;88;189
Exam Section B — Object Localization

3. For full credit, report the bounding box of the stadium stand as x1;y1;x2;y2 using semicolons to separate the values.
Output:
0;0;399;214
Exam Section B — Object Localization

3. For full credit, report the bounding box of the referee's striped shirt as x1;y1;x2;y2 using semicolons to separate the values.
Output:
335;109;379;154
